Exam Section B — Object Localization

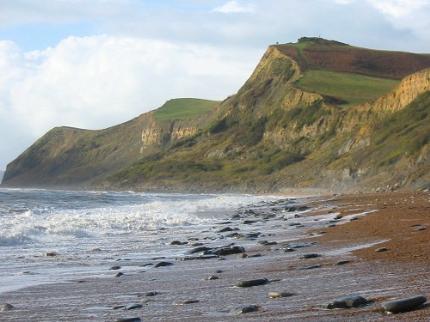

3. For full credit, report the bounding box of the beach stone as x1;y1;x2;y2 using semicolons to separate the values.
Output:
382;296;427;314
206;275;219;280
170;240;188;245
245;232;261;238
300;265;321;270
115;272;124;277
144;291;158;297
46;252;58;257
116;318;141;322
376;247;389;253
175;300;199;305
0;303;14;311
154;261;173;268
302;253;321;259
125;303;143;310
415;226;427;231
186;246;211;254
284;248;296;252
239;305;259;314
336;260;351;265
236;278;269;287
215;269;223;273
243;220;257;225
327;295;368;309
225;232;243;238
212;245;245;256
268;291;295;299
182;255;218;261
217;227;236;233
258;240;277;246
110;265;121;270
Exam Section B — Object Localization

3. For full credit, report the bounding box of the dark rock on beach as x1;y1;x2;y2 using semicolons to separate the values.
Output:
375;247;389;253
302;253;321;259
170;240;188;245
125;303;143;310
116;318;142;322
115;272;124;277
327;295;368;309
239;305;259;314
336;260;351;265
144;291;158;297
268;291;295;299
175;299;199;305
211;245;245;256
186;246;211;254
0;303;14;311
236;278;269;287
382;295;427;314
110;265;121;270
154;261;174;268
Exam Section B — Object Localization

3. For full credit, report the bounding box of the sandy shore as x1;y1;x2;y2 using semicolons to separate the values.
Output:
0;192;429;321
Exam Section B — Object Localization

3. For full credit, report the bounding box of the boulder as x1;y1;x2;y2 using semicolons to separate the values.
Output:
327;295;368;309
382;296;427;314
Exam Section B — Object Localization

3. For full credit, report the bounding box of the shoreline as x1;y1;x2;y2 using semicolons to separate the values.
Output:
1;192;429;321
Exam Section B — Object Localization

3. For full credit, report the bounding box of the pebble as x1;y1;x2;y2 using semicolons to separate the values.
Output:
116;318;141;322
206;275;219;280
110;266;121;270
336;260;351;266
46;252;58;257
125;303;143;310
175;300;199;305
239;305;259;314
144;291;158;297
300;265;321;270
236;278;269;287
302;253;321;259
327;295;368;309
258;240;277;246
375;247;388;253
154;261;174;268
186;246;211;255
0;303;14;311
284;248;296;252
268;292;295;299
212;245;245;256
115;272;124;277
217;227;235;233
170;240;188;245
382;295;427;314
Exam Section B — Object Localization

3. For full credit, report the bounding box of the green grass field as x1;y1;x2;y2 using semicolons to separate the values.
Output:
153;98;218;121
295;70;399;106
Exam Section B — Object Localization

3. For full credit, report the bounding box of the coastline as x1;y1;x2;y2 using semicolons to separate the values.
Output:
0;192;429;321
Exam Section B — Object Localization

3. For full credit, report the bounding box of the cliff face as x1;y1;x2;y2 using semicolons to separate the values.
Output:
3;99;218;187
4;38;430;192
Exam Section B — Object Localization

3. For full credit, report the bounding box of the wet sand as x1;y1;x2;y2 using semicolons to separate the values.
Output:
0;192;429;321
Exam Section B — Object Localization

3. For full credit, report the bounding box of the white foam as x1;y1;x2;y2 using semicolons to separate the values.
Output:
0;193;282;246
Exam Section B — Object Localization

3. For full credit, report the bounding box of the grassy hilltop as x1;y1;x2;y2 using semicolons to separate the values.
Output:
3;38;430;192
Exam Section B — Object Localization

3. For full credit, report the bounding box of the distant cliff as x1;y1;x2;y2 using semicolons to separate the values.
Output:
3;38;430;192
3;98;218;187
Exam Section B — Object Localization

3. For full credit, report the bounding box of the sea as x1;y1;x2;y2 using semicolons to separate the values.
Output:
0;188;282;294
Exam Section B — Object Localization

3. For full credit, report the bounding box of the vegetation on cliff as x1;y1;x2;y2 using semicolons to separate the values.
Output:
3;38;430;192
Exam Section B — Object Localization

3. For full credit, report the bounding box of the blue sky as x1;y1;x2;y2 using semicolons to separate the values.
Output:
0;0;429;169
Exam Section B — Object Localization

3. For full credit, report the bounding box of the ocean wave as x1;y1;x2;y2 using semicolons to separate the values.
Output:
0;193;281;246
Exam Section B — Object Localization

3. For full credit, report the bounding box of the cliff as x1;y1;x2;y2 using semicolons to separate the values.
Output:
3;98;218;187
3;38;430;192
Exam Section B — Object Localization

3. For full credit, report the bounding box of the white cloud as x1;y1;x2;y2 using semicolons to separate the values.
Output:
0;35;260;168
213;1;255;14
366;0;428;18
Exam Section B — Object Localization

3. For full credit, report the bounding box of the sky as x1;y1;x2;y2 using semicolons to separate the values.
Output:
0;0;430;169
